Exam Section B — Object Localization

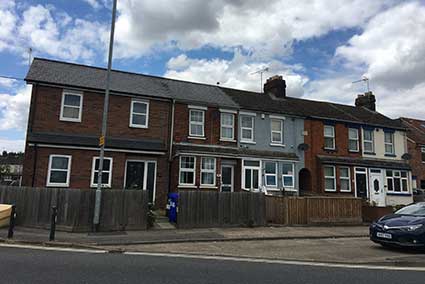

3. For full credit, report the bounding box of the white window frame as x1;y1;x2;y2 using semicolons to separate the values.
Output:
339;166;351;192
220;112;235;141
386;170;409;194
240;114;255;143
282;163;295;189
324;166;336;192
264;161;277;188
324;125;335;150
189;109;205;137
200;157;216;187
91;157;113;188
383;131;394;155
270;117;284;145
242;159;261;191
46;155;72;187
179;156;196;186
348;128;359;152
129;99;149;128
60;91;83;122
363;128;375;153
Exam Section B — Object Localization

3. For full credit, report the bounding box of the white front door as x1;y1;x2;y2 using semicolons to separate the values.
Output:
369;169;385;207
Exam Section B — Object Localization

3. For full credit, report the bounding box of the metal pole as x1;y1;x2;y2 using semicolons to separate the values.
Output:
7;205;16;239
49;206;57;241
93;0;118;231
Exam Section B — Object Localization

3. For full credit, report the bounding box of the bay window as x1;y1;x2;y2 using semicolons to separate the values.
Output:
324;166;336;192
179;156;196;185
201;157;216;186
264;162;277;187
282;163;294;189
339;167;351;192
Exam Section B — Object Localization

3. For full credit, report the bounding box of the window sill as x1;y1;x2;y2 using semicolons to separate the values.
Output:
241;140;256;145
220;138;236;143
270;143;285;147
340;190;352;193
364;152;376;155
386;192;412;196
348;150;359;153
60;118;81;123
323;147;337;152
188;136;206;140
384;153;397;157
46;184;69;188
129;124;148;129
178;185;197;188
324;189;337;192
90;186;112;189
200;186;218;189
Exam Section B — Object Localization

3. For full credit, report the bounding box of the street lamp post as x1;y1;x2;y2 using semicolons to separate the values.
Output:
93;0;118;231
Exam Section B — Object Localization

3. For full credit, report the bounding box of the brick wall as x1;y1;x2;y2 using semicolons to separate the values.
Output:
304;119;360;194
408;140;425;188
30;85;170;143
22;147;170;208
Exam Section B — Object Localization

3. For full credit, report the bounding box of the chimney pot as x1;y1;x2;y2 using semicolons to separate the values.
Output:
264;75;286;98
355;91;376;111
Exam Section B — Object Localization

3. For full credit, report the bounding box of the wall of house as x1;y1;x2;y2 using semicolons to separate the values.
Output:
304;119;362;194
22;146;170;208
408;140;425;189
29;85;171;144
362;128;406;160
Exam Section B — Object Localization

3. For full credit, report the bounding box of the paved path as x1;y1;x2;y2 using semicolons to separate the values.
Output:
0;225;369;245
0;245;424;284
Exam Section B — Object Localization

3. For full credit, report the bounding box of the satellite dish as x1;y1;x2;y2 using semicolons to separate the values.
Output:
298;143;309;151
401;153;412;160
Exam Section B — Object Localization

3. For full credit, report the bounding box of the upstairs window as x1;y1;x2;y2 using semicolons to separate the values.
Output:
220;112;235;141
91;157;113;188
384;132;394;155
363;129;374;153
240;115;255;142
324;125;335;150
270;118;284;144
47;155;71;187
421;147;425;163
130;100;149;128
60;91;82;122
189;109;205;137
201;157;216;186
348;128;359;152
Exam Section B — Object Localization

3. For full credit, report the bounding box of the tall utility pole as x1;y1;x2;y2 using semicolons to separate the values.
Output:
93;0;118;231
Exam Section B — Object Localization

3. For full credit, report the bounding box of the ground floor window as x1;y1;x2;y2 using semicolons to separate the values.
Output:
324;166;336;192
201;157;216;186
264;161;277;187
179;156;196;186
91;157;113;188
386;170;409;193
47;155;72;187
339;167;351;192
282;163;294;188
124;160;157;203
243;160;260;191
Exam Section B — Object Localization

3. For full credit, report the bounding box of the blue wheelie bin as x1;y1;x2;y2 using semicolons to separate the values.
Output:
167;193;178;223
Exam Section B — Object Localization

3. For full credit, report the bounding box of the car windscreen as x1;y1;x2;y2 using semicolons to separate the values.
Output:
395;203;425;216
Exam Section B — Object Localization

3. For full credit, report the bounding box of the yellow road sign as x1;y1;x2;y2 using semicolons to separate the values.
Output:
99;136;105;146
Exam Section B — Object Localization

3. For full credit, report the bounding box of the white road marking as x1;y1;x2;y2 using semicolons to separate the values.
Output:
0;243;107;254
124;251;425;272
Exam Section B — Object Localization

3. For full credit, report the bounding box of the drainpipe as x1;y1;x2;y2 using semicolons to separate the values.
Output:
31;144;38;187
168;99;176;196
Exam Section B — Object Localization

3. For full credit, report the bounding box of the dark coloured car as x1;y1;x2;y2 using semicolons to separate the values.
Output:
370;202;425;249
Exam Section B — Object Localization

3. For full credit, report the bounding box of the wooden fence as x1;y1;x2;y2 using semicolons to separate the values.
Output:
266;196;363;225
0;186;148;232
177;191;266;229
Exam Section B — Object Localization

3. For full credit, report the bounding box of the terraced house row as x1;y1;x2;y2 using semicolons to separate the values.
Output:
22;58;418;209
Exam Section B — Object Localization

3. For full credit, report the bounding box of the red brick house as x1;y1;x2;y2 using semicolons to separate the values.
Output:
399;117;425;190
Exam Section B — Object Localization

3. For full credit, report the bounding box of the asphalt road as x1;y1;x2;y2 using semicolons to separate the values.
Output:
0;246;424;284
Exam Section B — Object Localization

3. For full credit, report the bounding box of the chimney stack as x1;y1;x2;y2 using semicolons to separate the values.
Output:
355;91;376;111
264;75;286;98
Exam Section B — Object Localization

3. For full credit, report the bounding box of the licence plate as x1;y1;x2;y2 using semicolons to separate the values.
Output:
377;232;392;239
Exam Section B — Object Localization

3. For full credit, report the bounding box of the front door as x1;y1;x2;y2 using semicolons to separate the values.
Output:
355;168;368;198
125;161;157;204
369;169;386;207
221;165;234;192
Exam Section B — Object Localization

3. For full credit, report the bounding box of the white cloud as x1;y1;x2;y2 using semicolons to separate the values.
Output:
114;0;393;59
83;0;102;9
165;50;308;97
0;78;17;88
0;85;32;131
0;138;25;153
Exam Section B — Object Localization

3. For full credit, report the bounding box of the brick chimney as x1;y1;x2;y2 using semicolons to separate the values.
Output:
355;91;376;111
264;75;286;98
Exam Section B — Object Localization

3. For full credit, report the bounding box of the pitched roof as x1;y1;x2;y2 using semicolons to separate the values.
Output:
26;57;404;130
26;58;238;108
399;117;425;145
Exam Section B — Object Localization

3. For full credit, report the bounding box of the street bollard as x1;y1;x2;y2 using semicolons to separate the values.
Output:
49;206;57;241
7;205;16;239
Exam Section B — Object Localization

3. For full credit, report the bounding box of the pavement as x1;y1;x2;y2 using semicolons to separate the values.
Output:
0;225;369;247
1;245;424;284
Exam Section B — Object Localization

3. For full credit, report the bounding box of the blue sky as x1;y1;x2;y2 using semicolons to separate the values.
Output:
1;0;425;152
